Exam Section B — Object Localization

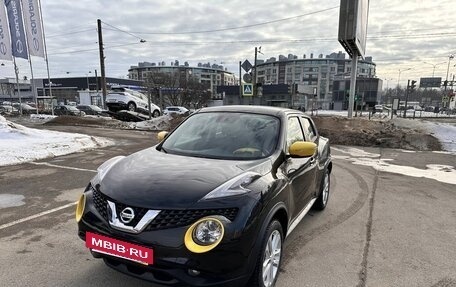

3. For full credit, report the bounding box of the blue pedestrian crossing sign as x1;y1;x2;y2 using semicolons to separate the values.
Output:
242;83;253;96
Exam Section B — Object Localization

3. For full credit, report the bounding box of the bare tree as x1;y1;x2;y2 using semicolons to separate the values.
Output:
144;72;211;108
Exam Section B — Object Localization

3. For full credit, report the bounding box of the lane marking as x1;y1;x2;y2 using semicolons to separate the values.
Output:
29;162;97;173
0;201;77;231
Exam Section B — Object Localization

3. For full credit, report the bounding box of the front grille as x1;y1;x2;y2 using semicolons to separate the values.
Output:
92;188;148;227
114;202;148;227
93;188;108;222
92;188;239;231
146;208;239;231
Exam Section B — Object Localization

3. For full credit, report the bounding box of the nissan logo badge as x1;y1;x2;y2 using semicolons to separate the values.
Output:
120;207;135;224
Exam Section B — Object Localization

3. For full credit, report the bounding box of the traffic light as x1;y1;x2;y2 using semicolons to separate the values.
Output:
410;80;417;91
288;84;292;94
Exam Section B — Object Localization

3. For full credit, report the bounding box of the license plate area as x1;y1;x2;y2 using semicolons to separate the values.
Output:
86;232;153;265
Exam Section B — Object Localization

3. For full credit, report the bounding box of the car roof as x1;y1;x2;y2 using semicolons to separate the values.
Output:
197;105;303;117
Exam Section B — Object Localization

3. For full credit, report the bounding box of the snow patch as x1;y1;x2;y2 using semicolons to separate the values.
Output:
333;147;456;185
127;115;172;131
0;116;113;166
0;194;25;209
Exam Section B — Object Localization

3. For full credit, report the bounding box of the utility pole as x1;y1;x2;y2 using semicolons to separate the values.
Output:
348;51;358;118
403;80;410;118
253;47;258;99
239;61;242;103
97;19;107;109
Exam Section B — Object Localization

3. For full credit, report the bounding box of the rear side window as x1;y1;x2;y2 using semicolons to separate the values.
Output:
286;117;304;150
300;117;317;141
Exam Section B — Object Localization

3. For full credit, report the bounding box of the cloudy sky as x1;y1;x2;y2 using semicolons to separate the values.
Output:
1;0;456;87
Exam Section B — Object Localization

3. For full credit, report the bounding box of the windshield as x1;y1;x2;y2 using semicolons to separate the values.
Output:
161;112;280;160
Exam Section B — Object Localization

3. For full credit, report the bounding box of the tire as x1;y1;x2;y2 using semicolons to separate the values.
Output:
248;220;284;287
314;169;330;211
127;102;136;112
152;110;160;117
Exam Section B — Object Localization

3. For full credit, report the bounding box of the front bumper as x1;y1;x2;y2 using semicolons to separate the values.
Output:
77;189;263;286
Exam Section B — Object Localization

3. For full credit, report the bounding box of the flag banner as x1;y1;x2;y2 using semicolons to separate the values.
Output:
0;3;13;60
5;0;28;59
21;0;44;57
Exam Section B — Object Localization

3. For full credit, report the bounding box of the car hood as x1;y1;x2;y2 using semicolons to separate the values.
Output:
98;148;271;209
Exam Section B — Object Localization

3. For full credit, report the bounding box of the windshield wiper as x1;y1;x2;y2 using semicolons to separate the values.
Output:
159;146;168;153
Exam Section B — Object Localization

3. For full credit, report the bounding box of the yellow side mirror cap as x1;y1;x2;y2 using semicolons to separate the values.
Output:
289;141;317;157
157;131;169;141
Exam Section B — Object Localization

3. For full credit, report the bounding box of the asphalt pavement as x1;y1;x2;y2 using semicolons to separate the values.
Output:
0;125;455;287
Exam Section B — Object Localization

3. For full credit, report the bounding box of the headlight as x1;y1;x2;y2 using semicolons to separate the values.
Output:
184;217;224;253
75;194;86;223
201;172;260;200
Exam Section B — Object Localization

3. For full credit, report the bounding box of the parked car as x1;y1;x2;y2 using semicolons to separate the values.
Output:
106;87;161;117
12;103;37;114
0;105;19;116
53;105;85;116
76;105;332;287
163;106;189;116
374;104;383;112
76;105;110;116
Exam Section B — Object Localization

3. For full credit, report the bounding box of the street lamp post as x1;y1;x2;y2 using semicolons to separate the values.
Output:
397;68;412;88
445;54;454;90
423;61;446;77
383;78;394;105
397;68;412;102
86;71;92;91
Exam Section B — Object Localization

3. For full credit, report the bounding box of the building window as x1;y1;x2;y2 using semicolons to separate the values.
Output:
273;69;277;74
330;67;335;72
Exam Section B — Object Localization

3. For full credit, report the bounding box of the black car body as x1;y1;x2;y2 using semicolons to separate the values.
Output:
76;105;110;116
77;106;332;287
54;105;85;116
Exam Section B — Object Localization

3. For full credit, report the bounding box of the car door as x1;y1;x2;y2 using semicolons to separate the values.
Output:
282;116;318;219
300;116;320;197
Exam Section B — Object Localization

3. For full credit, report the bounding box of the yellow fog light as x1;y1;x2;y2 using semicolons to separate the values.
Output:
184;217;224;253
75;194;86;223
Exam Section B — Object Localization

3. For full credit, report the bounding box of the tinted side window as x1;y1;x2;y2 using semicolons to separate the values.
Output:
286;117;304;150
300;117;317;141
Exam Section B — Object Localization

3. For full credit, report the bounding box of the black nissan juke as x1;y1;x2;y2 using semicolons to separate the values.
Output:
76;105;332;287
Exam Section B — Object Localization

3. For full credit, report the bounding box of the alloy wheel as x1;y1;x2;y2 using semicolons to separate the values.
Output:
262;230;282;287
322;172;329;206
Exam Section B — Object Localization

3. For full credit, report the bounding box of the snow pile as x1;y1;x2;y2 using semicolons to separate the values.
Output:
127;115;172;131
30;114;58;122
392;118;456;152
422;122;456;152
0;115;113;166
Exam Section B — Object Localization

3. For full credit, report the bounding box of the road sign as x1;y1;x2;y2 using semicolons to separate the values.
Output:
442;96;449;103
243;73;252;83
242;83;253;96
241;60;253;72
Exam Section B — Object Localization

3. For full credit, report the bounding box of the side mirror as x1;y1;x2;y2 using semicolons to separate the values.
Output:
289;141;317;158
157;131;169;141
